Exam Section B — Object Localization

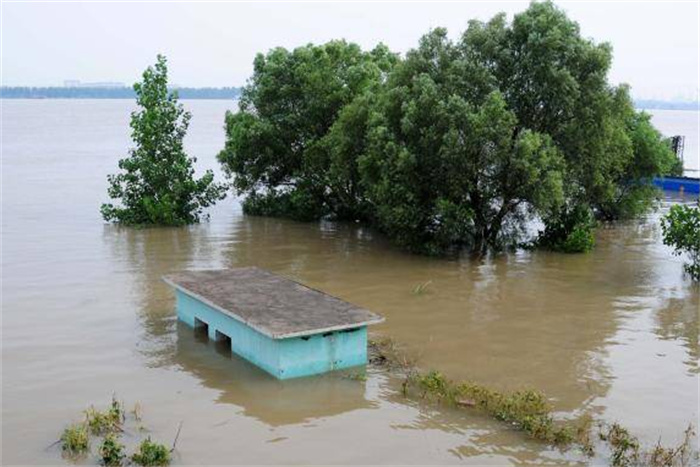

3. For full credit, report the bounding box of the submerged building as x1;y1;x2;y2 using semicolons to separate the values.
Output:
163;267;384;379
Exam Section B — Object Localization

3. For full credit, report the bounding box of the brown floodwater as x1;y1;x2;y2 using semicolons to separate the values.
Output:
2;99;698;465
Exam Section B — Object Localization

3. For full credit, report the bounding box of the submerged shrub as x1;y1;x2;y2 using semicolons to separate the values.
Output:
539;204;596;253
98;434;126;466
661;201;700;281
61;423;90;457
131;437;171;466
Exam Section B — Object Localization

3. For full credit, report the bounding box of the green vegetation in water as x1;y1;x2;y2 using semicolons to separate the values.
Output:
411;280;433;295
85;397;124;435
369;337;697;466
661;201;700;281
218;1;680;256
55;397;173;466
537;204;597;253
60;423;90;458
411;370;577;445
101;54;226;226
98;434;126;466
131;437;171;467
600;423;696;467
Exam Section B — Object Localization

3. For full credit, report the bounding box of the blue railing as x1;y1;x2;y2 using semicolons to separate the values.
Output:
652;176;700;194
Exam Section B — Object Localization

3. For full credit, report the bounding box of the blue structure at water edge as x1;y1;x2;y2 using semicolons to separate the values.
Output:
652;176;700;194
163;268;384;380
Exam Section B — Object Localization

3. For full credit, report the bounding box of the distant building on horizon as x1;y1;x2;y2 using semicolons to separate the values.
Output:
63;80;126;88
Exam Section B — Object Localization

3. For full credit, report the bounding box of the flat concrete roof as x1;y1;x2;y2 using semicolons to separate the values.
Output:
163;267;384;339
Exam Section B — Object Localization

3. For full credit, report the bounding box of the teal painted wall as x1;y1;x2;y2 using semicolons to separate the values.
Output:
175;290;367;379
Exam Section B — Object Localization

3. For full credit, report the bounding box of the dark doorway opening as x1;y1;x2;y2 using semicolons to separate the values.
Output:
194;317;209;341
215;330;232;351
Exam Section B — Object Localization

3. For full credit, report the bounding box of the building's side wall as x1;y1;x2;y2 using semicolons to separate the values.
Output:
175;290;368;380
277;327;368;379
175;290;283;378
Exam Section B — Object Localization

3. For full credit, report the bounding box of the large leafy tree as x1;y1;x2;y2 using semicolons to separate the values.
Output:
218;2;678;255
102;55;226;225
461;3;678;237
217;41;397;221
359;29;564;254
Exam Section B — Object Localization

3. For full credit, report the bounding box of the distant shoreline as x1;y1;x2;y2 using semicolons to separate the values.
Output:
1;87;697;111
635;99;699;111
0;86;241;100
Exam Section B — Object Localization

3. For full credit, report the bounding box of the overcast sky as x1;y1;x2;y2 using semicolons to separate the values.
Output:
2;1;698;100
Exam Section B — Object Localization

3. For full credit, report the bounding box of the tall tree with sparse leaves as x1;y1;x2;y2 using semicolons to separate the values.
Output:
102;55;226;226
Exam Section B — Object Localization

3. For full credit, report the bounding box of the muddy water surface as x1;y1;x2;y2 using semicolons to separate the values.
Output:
2;100;698;465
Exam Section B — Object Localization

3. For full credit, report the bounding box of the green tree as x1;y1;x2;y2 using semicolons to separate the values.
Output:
218;2;677;255
661;201;700;281
461;2;678;241
101;55;226;226
217;41;397;221
359;29;564;254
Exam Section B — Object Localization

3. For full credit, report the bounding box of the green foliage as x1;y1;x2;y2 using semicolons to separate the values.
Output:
661;201;700;281
600;423;641;467
98;434;126;466
370;337;698;466
102;55;226;226
131;437;171;466
218;41;397;221
219;1;675;255
411;370;574;444
360;35;565;253
61;423;90;457
539;204;596;253
85;397;124;435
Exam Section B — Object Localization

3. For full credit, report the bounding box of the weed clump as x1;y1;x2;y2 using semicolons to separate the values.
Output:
98;433;126;466
368;335;697;466
644;424;696;466
411;371;574;444
600;422;697;467
60;423;90;457
601;423;640;466
85;397;124;435
131;437;171;466
55;397;173;466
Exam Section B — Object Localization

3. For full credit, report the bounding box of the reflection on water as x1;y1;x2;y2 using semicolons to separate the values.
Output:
2;100;698;465
171;324;375;426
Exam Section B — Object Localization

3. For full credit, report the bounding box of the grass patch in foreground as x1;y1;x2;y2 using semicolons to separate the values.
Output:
54;397;175;466
98;433;126;466
131;437;171;466
60;423;90;458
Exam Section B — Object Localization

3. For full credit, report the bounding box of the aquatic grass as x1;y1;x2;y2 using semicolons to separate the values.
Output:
98;433;126;466
56;397;176;466
131;402;143;422
131;437;171;466
600;423;640;466
411;280;433;295
643;424;696;467
60;423;90;457
600;422;697;467
369;336;697;466
410;370;575;445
